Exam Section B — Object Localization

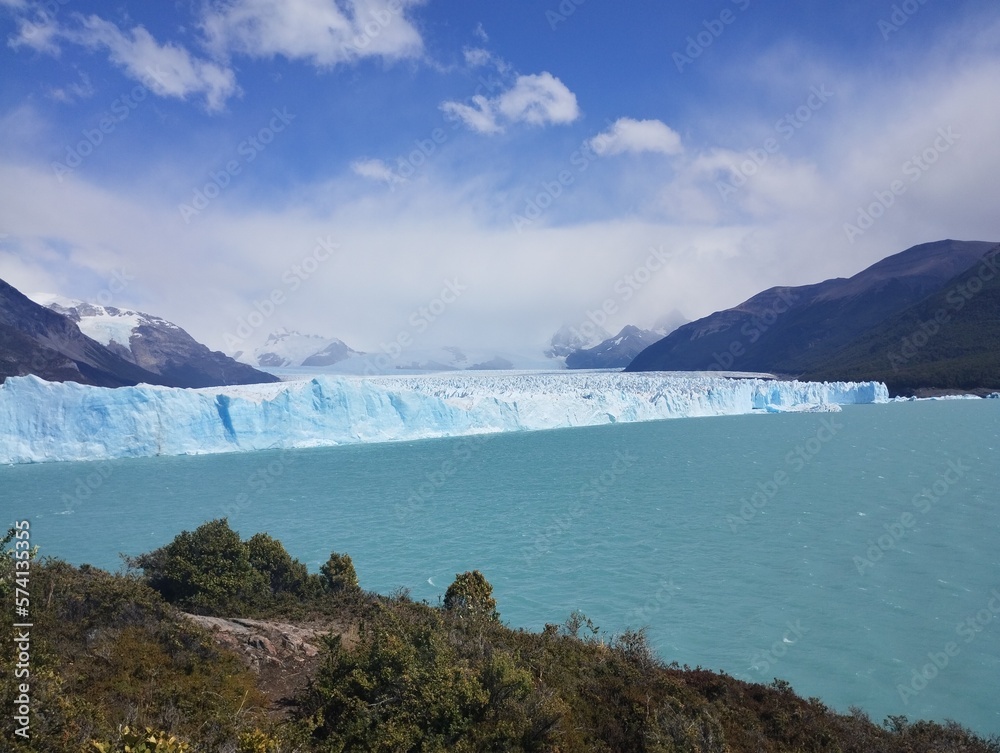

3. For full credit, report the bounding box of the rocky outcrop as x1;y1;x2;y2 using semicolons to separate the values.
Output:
182;613;349;715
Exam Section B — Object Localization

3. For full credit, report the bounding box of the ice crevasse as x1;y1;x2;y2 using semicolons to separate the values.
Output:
0;372;889;464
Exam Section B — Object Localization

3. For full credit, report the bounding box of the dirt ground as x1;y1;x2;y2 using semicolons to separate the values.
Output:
181;613;355;717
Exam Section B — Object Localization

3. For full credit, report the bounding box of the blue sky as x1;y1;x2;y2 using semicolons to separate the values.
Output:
1;0;999;356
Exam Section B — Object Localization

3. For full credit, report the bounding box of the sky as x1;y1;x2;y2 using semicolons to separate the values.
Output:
1;0;999;357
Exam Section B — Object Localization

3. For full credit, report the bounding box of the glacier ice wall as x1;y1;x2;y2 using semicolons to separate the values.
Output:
0;373;888;465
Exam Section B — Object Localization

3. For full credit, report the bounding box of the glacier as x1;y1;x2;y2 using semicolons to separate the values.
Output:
0;373;889;465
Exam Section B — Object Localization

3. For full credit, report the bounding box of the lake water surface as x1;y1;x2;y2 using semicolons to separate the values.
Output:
2;399;998;734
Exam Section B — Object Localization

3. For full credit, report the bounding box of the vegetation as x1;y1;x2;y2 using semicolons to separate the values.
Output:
3;521;999;752
128;518;358;618
803;247;1000;394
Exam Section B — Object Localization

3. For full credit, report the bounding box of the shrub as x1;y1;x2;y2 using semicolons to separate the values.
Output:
131;518;267;616
319;551;359;594
443;570;498;621
92;726;192;753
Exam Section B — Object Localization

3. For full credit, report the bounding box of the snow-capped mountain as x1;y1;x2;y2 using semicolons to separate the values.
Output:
35;295;278;388
1;280;166;388
544;323;611;359
565;325;663;369
245;336;540;374
246;329;362;368
302;338;362;367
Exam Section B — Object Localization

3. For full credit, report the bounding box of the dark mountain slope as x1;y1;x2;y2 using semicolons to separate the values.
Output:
803;244;1000;393
566;325;663;369
47;300;279;388
627;240;996;374
0;278;167;387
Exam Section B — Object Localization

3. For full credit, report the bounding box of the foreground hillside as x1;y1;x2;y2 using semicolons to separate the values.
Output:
2;521;997;752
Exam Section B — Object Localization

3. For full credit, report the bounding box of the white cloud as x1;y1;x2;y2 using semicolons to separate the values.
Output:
591;117;683;156
497;73;579;126
442;72;579;135
4;9;239;111
440;94;502;135
3;9;999;358
72;16;239;111
47;70;95;103
7;14;61;55
351;158;404;187
200;0;424;67
463;47;492;67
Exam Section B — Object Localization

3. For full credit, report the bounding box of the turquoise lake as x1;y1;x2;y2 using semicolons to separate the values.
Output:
1;399;998;734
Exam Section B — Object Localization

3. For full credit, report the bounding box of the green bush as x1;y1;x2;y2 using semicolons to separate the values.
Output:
131;518;268;615
298;596;559;752
319;551;359;594
0;557;274;753
443;570;498;621
131;519;350;617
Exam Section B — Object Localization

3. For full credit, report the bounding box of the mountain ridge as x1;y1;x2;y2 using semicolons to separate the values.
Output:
1;279;169;387
802;243;1000;393
41;297;279;388
626;240;997;377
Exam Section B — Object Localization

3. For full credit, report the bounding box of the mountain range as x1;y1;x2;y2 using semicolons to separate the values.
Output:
548;310;687;369
0;279;277;388
42;297;279;388
565;325;664;369
4;239;996;391
241;328;363;369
